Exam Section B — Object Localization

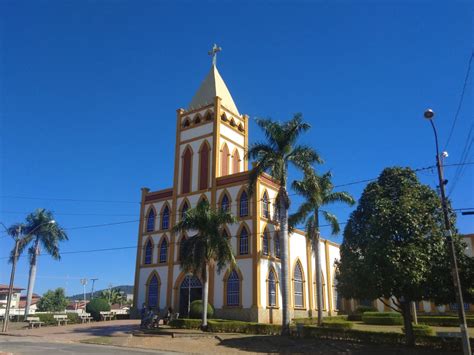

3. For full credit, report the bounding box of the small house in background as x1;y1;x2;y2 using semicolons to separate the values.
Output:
0;284;23;316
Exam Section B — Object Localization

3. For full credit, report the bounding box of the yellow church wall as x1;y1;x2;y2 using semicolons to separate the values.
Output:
180;121;214;142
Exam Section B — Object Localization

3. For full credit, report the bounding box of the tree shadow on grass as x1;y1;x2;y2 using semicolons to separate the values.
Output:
216;335;459;354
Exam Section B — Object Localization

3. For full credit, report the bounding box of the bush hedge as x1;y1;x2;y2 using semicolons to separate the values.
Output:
34;313;81;326
402;324;434;337
362;312;403;325
417;315;474;327
293;316;347;325
189;300;214;319
86;298;111;321
321;319;354;330
169;318;282;335
356;305;377;314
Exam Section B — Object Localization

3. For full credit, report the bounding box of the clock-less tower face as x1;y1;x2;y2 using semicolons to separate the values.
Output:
174;64;248;197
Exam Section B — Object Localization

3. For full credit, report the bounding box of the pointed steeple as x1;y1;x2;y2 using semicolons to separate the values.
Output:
188;64;240;115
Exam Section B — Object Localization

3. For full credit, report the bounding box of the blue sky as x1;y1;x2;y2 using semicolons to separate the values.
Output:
1;0;472;296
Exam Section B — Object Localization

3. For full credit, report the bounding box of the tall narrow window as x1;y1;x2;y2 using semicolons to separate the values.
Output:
159;238;168;263
268;269;277;307
220;193;230;212
147;274;159;308
226;270;240;306
182;147;192;194
146;209;155;232
161;206;169;230
220;143;229;176
294;262;304;308
239;226;249;255
144;239;153;265
179;236;187;261
262;192;270;219
239;191;248;217
262;229;269;256
232;149;240;174
274;232;280;258
199;142;210;190
181;201;189;221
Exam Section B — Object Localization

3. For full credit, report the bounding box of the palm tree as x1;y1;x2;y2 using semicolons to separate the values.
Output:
15;209;68;316
172;200;237;330
99;288;124;305
290;169;355;325
247;114;322;334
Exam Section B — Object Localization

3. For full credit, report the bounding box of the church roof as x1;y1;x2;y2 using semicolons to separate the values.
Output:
189;65;240;115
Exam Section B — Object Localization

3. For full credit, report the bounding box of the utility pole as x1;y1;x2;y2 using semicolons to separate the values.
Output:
2;225;21;333
90;278;98;299
80;278;88;314
424;109;471;355
108;283;113;304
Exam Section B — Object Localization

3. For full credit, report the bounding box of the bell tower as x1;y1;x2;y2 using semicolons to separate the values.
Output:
173;46;249;198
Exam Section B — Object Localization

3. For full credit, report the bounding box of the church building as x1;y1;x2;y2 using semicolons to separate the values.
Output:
132;58;344;323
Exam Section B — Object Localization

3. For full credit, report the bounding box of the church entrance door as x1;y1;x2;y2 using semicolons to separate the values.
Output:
179;275;202;317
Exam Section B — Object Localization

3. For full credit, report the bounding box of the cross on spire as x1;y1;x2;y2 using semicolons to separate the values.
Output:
208;44;222;67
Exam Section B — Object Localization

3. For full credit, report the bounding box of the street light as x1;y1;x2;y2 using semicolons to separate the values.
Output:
80;278;88;314
1;220;55;333
423;109;471;355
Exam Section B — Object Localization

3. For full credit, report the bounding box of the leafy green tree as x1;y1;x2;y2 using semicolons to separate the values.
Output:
13;209;68;316
290;169;354;325
86;298;111;321
172;200;237;330
247;114;322;334
37;288;69;312
335;167;474;346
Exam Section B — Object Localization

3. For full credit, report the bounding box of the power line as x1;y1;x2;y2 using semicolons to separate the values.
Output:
0;211;137;217
445;51;474;150
448;126;474;196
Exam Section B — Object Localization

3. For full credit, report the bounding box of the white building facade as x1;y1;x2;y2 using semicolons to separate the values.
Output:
133;63;343;323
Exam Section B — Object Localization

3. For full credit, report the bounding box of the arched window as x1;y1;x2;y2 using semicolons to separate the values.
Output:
262;229;269;256
146;209;155;232
268;269;277;307
159;238;168;263
182;118;190;128
194;114;201;124
144;239;153;265
181;201;189;221
161;206;170;230
239;226;249;255
226;270;240;306
294;262;304;308
179;235;187;261
232;149;240;174
147;274;159;308
220;193;230;212
220;143;229;176
274;232;280;258
205;111;212;121
181;147;192;194
199;142;210;190
239;191;249;217
262;192;270;219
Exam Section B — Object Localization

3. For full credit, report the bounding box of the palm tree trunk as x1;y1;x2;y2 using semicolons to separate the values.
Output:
201;263;209;331
279;190;291;335
24;237;40;317
314;211;324;326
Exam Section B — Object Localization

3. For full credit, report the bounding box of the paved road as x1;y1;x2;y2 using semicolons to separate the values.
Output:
0;338;179;355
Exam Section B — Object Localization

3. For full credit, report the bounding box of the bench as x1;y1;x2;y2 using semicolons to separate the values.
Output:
53;314;69;326
26;316;45;328
80;312;93;323
100;311;114;321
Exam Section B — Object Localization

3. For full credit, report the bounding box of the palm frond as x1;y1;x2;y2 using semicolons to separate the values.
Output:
321;210;340;235
323;191;356;206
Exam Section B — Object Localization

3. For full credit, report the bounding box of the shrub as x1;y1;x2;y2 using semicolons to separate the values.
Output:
169;318;201;329
168;318;282;335
402;324;434;336
417;315;474;327
321;319;354;330
86;298;111;321
347;314;362;321
362;312;403;325
293;316;347;325
189;300;214;319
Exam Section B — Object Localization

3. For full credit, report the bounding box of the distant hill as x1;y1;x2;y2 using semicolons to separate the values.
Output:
69;285;133;301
